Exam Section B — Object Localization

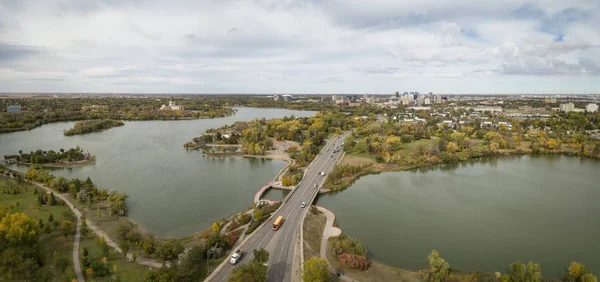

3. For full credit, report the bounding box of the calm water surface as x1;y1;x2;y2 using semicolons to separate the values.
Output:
317;156;600;276
0;107;316;237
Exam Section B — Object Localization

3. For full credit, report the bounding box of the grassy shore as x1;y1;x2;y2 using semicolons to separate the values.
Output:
0;176;77;281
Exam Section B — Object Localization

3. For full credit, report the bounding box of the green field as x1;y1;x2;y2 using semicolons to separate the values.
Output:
0;176;77;281
78;234;150;281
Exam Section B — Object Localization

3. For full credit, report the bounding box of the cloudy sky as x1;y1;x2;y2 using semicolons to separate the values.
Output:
1;0;599;94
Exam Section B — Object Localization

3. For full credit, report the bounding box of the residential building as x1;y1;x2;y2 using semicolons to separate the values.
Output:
281;94;293;102
559;103;574;112
7;105;21;113
586;103;598;113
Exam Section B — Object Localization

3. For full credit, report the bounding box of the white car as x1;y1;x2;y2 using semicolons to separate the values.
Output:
314;184;317;188
229;250;242;265
301;201;306;208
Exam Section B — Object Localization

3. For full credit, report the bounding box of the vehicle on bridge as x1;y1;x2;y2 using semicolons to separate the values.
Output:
272;215;284;231
301;201;306;208
229;250;243;265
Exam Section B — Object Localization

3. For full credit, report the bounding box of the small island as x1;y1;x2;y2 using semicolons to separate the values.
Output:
64;119;124;136
4;146;95;168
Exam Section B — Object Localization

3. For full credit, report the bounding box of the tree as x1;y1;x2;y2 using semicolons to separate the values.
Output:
86;268;93;277
254;210;263;221
525;261;542;282
581;273;598;282
119;240;129;258
427;250;450;282
156;238;184;262
0;212;40;246
81;218;88;237
99;236;110;258
509;261;526;282
212;222;222;233
53;251;69;273
568;262;585;282
60;220;73;238
253;248;269;264
48;213;54;223
446;141;459;153
132;252;138;263
228;261;267;282
44;224;52;234
302;257;329;282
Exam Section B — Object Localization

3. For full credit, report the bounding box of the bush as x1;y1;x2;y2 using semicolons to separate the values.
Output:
338;253;371;270
330;234;367;256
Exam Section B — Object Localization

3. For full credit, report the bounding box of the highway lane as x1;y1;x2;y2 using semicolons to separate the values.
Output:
208;133;349;282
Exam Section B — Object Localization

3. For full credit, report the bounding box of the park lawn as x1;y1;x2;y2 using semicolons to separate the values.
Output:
398;138;439;155
303;207;327;260
0;176;77;282
79;233;150;281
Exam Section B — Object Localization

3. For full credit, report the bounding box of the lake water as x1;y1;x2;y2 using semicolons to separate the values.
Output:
316;155;600;276
0;107;316;237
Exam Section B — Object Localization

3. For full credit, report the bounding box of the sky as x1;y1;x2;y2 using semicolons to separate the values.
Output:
0;0;599;94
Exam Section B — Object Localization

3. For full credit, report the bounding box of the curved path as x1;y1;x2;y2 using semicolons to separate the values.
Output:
32;181;165;269
315;206;358;282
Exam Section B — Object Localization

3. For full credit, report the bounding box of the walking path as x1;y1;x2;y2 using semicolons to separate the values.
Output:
315;206;359;282
32;181;165;269
72;209;85;282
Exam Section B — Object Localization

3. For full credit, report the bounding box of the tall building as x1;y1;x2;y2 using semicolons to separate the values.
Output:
7;105;21;113
586;103;598;113
559;103;575;112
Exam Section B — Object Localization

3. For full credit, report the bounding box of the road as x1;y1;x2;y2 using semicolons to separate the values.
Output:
208;133;350;282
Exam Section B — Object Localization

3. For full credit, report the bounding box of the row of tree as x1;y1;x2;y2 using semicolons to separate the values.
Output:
6;146;88;164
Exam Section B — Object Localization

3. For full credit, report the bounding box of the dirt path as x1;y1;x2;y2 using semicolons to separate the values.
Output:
73;210;85;282
32;181;165;269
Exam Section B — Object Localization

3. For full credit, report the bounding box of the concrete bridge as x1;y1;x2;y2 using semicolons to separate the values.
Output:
254;181;330;205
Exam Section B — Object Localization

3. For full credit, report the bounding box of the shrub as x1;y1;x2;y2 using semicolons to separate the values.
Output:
338;253;371;270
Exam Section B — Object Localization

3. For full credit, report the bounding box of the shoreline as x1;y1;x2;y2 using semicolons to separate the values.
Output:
16;155;96;168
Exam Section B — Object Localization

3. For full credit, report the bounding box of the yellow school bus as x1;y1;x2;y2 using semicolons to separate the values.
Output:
272;216;283;231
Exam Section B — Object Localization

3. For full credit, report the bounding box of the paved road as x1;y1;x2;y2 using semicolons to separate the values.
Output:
208;133;350;282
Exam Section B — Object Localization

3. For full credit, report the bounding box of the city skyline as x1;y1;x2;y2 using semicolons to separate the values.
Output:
1;0;599;94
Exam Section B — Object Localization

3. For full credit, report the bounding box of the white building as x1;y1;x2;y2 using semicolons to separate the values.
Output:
559;103;575;112
160;97;184;111
281;94;293;102
586;103;598;113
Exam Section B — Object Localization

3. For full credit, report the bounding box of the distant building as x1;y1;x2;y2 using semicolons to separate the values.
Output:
7;105;21;113
559;103;574;112
281;94;293;102
160;96;184;111
273;95;281;101
586;103;598;113
544;98;557;103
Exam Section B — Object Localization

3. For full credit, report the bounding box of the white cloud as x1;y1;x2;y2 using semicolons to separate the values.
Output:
0;0;599;93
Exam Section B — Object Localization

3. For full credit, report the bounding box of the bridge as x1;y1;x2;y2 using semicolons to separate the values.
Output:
207;133;350;282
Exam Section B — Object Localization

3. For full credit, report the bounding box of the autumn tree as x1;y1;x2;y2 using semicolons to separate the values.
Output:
427;250;450;282
567;262;585;282
525;261;542;282
302;257;329;282
60;220;73;238
509;261;526;282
